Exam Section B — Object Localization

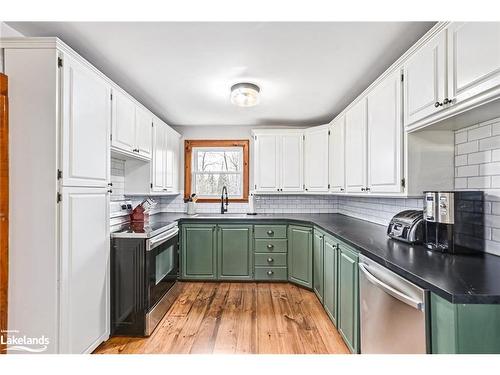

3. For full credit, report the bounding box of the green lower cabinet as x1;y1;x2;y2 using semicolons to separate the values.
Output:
288;225;313;288
338;243;360;354
430;293;500;354
181;224;217;279
313;229;324;302
217;225;253;280
323;234;338;327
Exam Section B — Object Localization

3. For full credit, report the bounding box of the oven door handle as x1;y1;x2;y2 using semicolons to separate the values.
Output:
146;227;179;251
359;263;423;311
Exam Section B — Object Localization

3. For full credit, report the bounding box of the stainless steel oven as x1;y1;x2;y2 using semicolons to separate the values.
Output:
144;225;179;334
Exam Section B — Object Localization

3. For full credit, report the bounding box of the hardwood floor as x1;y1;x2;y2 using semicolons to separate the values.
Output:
95;282;350;354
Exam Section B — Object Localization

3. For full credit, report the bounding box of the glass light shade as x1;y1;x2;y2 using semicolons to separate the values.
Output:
230;82;260;107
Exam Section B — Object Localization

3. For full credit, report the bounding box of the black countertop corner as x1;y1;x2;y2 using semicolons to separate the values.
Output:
135;212;500;304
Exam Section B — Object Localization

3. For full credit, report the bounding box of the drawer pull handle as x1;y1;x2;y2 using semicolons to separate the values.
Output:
267;257;274;263
267;230;274;235
267;244;274;249
267;270;274;276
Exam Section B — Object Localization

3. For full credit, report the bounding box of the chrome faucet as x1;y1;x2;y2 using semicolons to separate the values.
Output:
221;186;228;214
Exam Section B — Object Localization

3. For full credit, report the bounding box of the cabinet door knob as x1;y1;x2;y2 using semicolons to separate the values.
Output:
443;98;453;105
267;230;274;235
107;189;113;193
267;270;274;276
366;187;371;191
267;257;274;263
267;244;274;249
434;101;443;108
361;187;366;191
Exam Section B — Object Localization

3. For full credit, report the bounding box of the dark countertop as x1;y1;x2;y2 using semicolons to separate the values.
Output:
118;212;500;304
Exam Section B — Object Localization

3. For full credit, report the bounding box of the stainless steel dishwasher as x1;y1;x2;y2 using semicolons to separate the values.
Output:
359;254;428;353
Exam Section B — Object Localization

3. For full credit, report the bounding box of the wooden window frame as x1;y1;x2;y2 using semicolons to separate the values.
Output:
184;139;249;203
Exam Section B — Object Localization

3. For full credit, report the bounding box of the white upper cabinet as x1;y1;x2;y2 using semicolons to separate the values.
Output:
111;90;152;160
165;125;181;192
447;22;500;105
254;133;280;192
329;116;345;193
151;118;167;192
280;133;304;192
367;70;403;193
304;126;329;192
111;90;136;153
345;98;367;193
135;106;153;159
403;29;446;127
61;53;111;188
253;130;304;193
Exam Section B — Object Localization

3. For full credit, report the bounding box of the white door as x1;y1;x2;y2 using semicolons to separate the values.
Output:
111;90;136;154
329;116;345;193
280;133;304;192
304;126;329;192
61;54;110;188
59;187;110;354
404;30;446;127
367;70;403;193
165;126;180;192
447;22;500;105
151;119;167;192
345;99;367;193
254;134;280;192
135;106;152;159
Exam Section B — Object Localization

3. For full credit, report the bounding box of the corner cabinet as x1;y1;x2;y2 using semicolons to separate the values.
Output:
181;224;217;280
304;125;329;192
288;225;313;288
253;130;304;193
329;116;345;193
217;225;253;280
337;243;360;354
345;99;367;193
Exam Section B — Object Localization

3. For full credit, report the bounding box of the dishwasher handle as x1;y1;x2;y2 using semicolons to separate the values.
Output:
359;263;424;311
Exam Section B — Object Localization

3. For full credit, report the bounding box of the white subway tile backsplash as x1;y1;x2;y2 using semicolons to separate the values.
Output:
468;125;492;141
457;165;479;177
457;140;478;154
468;176;490;189
455;154;468;166
468;150;491;164
455;131;468;144
479;135;500;151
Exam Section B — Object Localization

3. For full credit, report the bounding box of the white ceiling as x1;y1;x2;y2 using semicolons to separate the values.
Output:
8;22;435;126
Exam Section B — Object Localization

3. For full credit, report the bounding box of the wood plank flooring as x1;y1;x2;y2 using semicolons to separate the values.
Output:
94;282;350;354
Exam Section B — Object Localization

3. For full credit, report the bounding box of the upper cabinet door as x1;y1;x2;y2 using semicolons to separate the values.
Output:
165;126;180;192
280;133;304;192
367;70;403;193
304;126;329;192
329;116;345;193
345;99;367;193
61;55;110;188
254;134;280;192
134;106;152;159
111;90;136;153
404;30;446;127
151;118;166;192
448;22;500;105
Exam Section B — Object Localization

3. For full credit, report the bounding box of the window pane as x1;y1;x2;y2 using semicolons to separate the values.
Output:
195;149;241;172
194;173;242;197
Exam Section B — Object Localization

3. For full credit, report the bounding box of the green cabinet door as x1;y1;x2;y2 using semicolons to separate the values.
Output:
313;229;324;302
288;225;313;288
217;225;253;280
430;293;500;354
338;243;359;353
323;234;338;326
181;224;217;279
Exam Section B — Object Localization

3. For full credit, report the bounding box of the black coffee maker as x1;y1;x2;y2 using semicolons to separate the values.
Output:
423;191;484;254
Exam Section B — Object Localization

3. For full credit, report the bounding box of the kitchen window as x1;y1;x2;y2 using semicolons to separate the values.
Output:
184;140;249;202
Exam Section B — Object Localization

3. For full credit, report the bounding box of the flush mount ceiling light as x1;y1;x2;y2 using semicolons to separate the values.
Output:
230;82;260;107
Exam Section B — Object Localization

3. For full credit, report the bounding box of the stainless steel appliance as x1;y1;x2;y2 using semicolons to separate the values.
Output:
359;254;428;354
111;220;180;336
387;210;424;244
423;191;484;254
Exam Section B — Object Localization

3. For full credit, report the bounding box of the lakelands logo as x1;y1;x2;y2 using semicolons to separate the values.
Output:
1;330;50;353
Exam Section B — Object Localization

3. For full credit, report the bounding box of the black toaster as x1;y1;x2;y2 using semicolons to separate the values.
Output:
387;210;424;244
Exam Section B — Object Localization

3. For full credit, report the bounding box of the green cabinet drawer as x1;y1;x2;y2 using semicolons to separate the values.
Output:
254;266;287;281
255;253;287;267
254;239;287;253
254;225;287;239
